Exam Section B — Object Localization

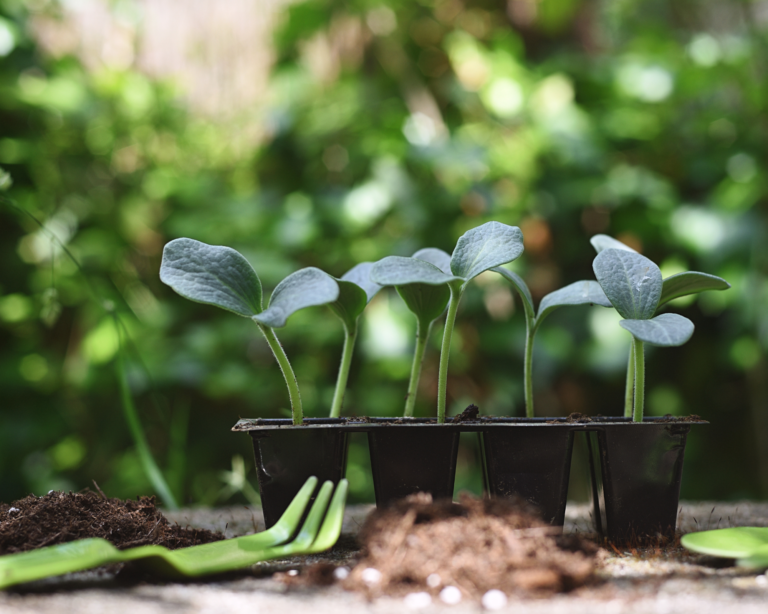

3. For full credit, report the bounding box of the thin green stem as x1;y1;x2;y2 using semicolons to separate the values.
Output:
330;323;357;418
524;327;535;418
404;321;430;417
632;338;645;423
624;339;635;418
257;324;303;425
437;284;462;424
114;317;179;510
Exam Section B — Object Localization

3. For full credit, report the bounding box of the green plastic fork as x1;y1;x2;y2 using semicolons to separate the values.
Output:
0;477;348;590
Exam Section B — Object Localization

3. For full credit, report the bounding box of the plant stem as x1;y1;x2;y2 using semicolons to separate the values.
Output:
624;339;635;418
257;324;303;425
404;321;430;417
330;323;357;418
632;338;645;423
437;284;462;424
115;319;179;510
524;328;535;418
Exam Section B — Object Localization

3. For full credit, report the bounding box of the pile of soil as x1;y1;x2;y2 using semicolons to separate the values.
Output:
0;490;223;555
343;493;597;600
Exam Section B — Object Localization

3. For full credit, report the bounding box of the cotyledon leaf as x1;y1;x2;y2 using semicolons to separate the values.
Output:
492;267;534;326
593;248;662;320
536;281;612;330
370;256;461;286
681;527;768;559
160;238;263;317
659;271;730;308
396;283;451;332
340;262;382;303
619;313;694;347
328;263;381;331
450;221;524;283
590;234;637;254
252;267;339;328
413;247;452;275
328;279;368;331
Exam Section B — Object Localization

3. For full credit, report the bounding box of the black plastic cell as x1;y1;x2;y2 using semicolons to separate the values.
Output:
249;426;349;528
585;419;697;543
367;425;460;507
481;426;574;525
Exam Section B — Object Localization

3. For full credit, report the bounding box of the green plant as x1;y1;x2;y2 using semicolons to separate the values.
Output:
159;238;340;425
682;527;768;569
369;248;451;416
326;263;381;417
591;235;730;421
371;222;524;423
494;269;612;417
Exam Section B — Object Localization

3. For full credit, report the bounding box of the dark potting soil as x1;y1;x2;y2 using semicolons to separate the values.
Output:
0;490;224;555
451;403;480;423
340;493;597;600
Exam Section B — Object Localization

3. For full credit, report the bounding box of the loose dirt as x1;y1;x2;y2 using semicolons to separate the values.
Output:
0;490;223;554
340;492;597;600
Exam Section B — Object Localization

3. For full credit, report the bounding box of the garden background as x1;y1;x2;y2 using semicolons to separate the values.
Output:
1;0;766;509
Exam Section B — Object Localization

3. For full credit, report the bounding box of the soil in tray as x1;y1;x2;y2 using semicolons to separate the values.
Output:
0;490;223;555
341;492;597;600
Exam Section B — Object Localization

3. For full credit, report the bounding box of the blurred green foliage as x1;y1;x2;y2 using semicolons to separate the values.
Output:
1;0;766;506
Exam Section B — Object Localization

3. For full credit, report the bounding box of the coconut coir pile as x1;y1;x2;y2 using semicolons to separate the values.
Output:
343;493;597;599
0;490;223;555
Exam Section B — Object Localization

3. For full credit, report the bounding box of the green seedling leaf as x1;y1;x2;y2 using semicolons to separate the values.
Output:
590;234;637;254
340;262;382;303
681;527;768;559
329;279;368;331
160;238;263;317
659;271;731;308
370;256;461;286
536;280;612;329
619;313;694;347
593;248;662;320
450;221;524;283
396;283;451;331
493;266;534;325
413;247;452;274
252;267;339;328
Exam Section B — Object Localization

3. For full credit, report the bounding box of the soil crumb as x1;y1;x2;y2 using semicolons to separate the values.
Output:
452;404;480;423
343;492;597;600
0;490;223;555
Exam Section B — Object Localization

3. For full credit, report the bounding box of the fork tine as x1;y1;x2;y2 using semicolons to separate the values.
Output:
307;479;348;553
287;480;335;551
261;476;319;546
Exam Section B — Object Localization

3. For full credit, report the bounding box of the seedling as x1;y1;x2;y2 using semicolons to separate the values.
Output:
591;235;730;420
494;269;611;417
369;248;451;416
326;263;382;417
160;238;340;425
682;527;768;569
371;222;524;423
